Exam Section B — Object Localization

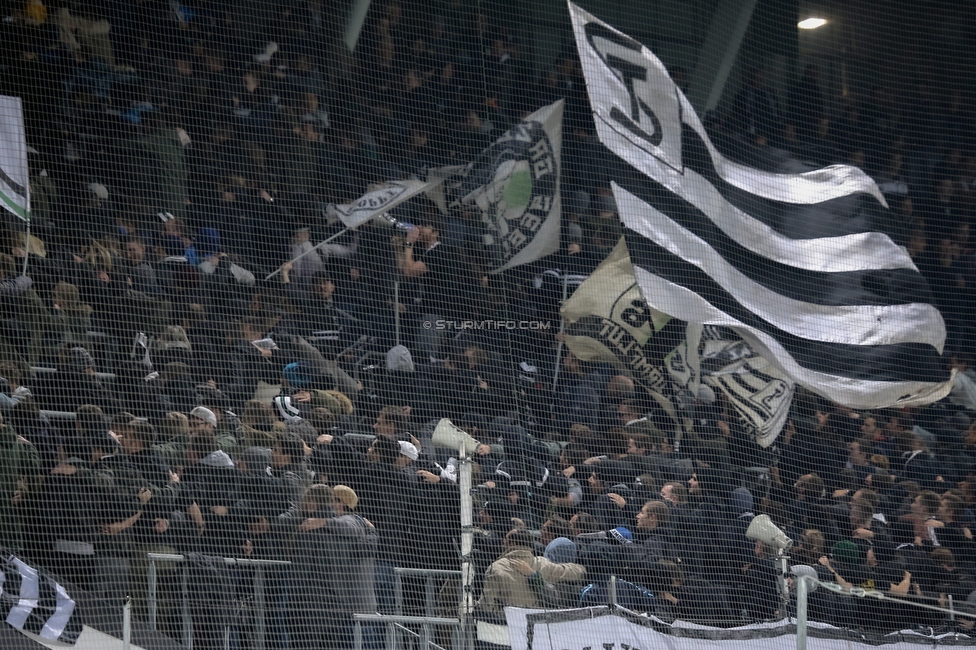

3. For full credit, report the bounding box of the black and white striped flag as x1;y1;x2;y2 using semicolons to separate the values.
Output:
569;3;953;409
1;553;82;645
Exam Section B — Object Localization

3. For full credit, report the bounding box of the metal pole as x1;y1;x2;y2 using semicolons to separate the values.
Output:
425;575;435;617
123;596;132;650
420;622;431;649
394;280;401;347
255;566;267;650
796;575;809;650
182;566;192;649
148;560;157;631
354;621;363;650
21;221;30;277
264;229;349;280
609;575;618;607
459;445;475;650
394;572;404;615
550;273;570;394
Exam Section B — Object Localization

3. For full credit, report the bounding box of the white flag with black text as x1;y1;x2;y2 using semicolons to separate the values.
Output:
560;238;683;419
326;179;440;229
0;95;30;222
569;3;953;409
430;100;563;274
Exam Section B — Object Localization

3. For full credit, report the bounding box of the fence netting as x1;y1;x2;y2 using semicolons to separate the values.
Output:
1;0;976;648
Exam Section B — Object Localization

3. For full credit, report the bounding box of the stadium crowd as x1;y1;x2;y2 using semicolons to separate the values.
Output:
2;0;976;648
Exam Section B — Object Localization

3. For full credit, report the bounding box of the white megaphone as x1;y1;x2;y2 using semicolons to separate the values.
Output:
432;418;481;456
746;514;793;551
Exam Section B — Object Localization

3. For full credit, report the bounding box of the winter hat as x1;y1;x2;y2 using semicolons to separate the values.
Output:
67;346;95;371
398;441;419;461
196;227;221;258
386;345;415;372
189;406;217;427
697;385;716;404
87;182;109;200
283;361;313;387
334;485;359;511
242;447;272;472
253;41;279;63
544;537;578;564
273;395;303;423
731;487;754;515
831;540;862;565
609;527;634;544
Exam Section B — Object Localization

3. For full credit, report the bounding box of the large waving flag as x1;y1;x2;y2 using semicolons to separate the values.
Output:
1;552;82;645
429;100;563;273
0;95;30;222
569;3;952;409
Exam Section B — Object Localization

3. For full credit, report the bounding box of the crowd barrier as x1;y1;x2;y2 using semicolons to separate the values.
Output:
143;555;465;650
145;552;292;650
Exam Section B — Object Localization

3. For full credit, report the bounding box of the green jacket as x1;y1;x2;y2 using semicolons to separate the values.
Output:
0;423;22;549
18;288;63;365
141;127;187;216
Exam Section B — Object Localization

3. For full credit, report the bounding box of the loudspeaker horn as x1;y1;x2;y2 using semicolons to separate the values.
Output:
432;418;481;455
746;514;793;551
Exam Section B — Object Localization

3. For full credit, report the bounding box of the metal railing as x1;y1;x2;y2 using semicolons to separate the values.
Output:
145;553;291;650
352;614;461;650
351;568;463;650
394;568;462;617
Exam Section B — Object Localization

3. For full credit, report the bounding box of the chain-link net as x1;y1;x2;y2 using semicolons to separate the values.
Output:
1;0;976;648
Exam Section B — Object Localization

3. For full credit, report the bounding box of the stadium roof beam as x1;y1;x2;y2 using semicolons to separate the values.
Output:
686;0;760;113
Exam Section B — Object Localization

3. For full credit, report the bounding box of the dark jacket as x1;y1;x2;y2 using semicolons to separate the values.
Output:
181;450;241;556
289;509;378;615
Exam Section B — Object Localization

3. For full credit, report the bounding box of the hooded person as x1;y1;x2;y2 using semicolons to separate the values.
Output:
517;537;589;609
49;345;123;414
718;487;757;581
177;431;240;556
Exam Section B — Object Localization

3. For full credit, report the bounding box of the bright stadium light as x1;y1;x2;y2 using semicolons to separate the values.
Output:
798;17;828;29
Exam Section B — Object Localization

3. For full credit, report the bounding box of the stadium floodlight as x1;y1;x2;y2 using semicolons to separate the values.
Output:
798;17;828;29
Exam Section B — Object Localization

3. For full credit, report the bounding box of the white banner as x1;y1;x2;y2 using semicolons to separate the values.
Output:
326;179;438;229
430;100;563;274
0;95;30;221
505;607;970;650
561;237;680;419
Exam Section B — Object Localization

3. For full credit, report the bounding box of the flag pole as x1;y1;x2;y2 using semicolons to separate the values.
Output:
393;279;401;347
264;228;348;280
21;215;30;277
550;271;570;393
